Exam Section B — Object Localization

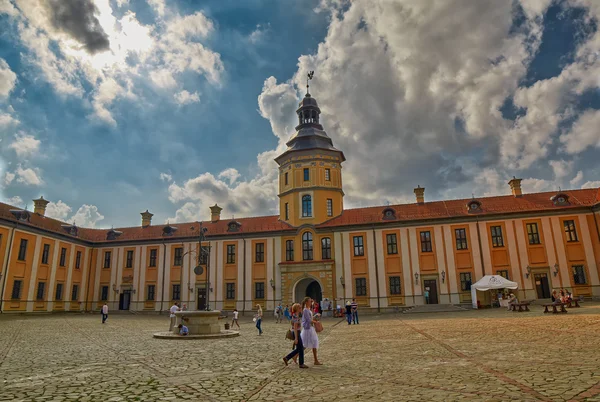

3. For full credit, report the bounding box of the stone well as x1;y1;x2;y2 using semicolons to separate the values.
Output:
153;310;239;340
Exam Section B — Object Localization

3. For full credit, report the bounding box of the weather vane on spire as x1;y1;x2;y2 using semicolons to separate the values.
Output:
306;70;314;95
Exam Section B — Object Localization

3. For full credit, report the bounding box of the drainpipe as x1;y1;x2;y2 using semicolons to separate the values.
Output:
159;242;167;314
0;223;17;314
475;217;486;277
84;248;94;312
371;226;381;313
242;236;246;316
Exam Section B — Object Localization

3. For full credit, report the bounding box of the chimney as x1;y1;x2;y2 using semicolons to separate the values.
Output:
210;204;223;222
414;186;425;204
508;177;523;197
140;210;153;227
33;196;50;216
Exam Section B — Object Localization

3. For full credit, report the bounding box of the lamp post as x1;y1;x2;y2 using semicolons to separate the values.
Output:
181;222;210;311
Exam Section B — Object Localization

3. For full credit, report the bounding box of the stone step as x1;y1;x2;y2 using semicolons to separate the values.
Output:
403;304;470;314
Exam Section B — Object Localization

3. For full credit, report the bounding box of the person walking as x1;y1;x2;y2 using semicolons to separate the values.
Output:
424;288;430;304
284;304;291;321
101;302;109;324
351;298;359;324
255;304;263;335
275;303;283;323
282;303;307;368
345;301;352;325
231;308;240;329
169;302;180;331
301;297;322;365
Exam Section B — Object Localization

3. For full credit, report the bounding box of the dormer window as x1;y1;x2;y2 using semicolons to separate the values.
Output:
382;207;396;220
106;229;123;241
227;221;241;232
9;209;30;222
466;200;482;213
551;193;570;206
61;224;78;237
162;225;178;237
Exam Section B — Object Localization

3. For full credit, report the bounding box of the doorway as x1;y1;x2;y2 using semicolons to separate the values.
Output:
423;279;439;304
534;273;551;299
294;277;322;303
119;290;131;310
197;288;207;310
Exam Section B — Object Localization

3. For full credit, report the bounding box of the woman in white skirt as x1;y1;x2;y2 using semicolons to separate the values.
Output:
300;297;322;365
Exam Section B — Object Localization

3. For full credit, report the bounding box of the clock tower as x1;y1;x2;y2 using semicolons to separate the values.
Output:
275;88;345;227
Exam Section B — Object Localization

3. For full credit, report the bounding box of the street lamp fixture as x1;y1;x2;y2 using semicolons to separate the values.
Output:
525;266;531;279
441;270;446;283
270;279;275;289
340;276;345;288
414;272;419;282
553;263;559;277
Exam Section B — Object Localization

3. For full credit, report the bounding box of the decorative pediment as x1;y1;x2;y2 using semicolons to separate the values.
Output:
61;224;78;236
161;225;178;237
9;209;30;222
551;192;570;206
381;207;397;220
466;199;482;213
227;220;241;232
107;229;123;240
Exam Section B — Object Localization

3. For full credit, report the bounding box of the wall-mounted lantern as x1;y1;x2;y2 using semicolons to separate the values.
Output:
414;272;419;282
270;279;275;289
441;271;446;283
553;263;560;277
525;266;531;279
340;276;345;288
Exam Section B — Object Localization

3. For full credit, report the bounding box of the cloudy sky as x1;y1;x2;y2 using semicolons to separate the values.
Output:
1;0;599;228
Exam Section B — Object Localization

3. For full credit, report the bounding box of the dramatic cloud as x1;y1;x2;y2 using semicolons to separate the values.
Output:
3;172;15;186
3;195;23;206
0;58;17;99
560;109;600;154
218;168;241;185
0;112;19;128
15;165;43;186
160;172;173;182
46;200;105;227
9;132;41;158
174;90;200;105
45;0;110;54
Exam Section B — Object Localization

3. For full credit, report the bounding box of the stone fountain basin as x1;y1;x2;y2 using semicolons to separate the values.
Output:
153;310;239;340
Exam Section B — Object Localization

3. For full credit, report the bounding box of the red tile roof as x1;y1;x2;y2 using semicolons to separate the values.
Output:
317;188;600;228
1;187;598;242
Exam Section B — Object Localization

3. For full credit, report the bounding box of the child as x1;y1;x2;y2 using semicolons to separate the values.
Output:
284;305;291;321
178;324;189;336
232;308;240;329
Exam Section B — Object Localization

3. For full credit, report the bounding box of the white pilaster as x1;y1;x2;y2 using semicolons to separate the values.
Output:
579;215;600;295
400;228;413;299
373;229;387;308
26;235;42;312
46;238;60;312
443;226;459;303
342;232;352;300
64;243;76;310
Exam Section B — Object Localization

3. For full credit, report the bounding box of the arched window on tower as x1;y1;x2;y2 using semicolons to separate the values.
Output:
302;195;312;217
312;110;318;123
302;232;313;261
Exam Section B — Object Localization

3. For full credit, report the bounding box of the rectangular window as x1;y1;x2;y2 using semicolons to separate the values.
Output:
36;282;45;300
199;246;209;265
147;285;155;301
355;278;367;296
174;247;183;266
459;272;472;291
149;249;157;267
285;203;289;220
41;244;50;264
59;247;67;267
420;231;432;252
389;276;401;295
255;282;265;299
496;270;509;280
227;245;236;264
55;283;63;301
564;220;579;242
18;239;28;261
226;283;235;299
284;172;288;185
353;236;364;256
285;240;294;261
101;286;109;301
71;284;79;301
126;250;134;268
386;233;398;255
526;223;541;245
490;226;504;248
321;237;332;260
255;243;265;262
172;284;181;300
326;199;333;217
303;168;309;181
455;228;468;250
325;168;331;181
573;265;587;285
75;251;82;269
103;251;111;268
11;280;22;299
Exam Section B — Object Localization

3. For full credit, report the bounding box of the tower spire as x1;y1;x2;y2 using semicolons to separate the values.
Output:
306;70;314;96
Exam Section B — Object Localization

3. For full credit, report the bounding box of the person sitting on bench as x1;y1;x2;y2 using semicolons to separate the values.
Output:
507;293;518;311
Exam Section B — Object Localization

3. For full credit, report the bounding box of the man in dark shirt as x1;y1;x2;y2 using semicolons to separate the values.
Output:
345;301;352;325
351;298;359;324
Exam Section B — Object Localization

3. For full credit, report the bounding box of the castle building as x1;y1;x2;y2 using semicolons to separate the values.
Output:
1;92;600;314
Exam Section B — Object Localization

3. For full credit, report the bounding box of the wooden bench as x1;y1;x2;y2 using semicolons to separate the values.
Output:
510;302;531;312
566;299;582;308
543;303;568;314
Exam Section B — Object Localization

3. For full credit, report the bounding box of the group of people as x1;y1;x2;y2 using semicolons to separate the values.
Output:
169;302;189;335
282;297;322;369
552;289;573;304
345;299;359;324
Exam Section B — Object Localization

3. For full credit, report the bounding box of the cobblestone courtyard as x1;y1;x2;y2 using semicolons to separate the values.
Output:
1;304;600;402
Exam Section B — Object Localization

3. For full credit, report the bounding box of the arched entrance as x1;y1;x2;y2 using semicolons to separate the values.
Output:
294;277;323;303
